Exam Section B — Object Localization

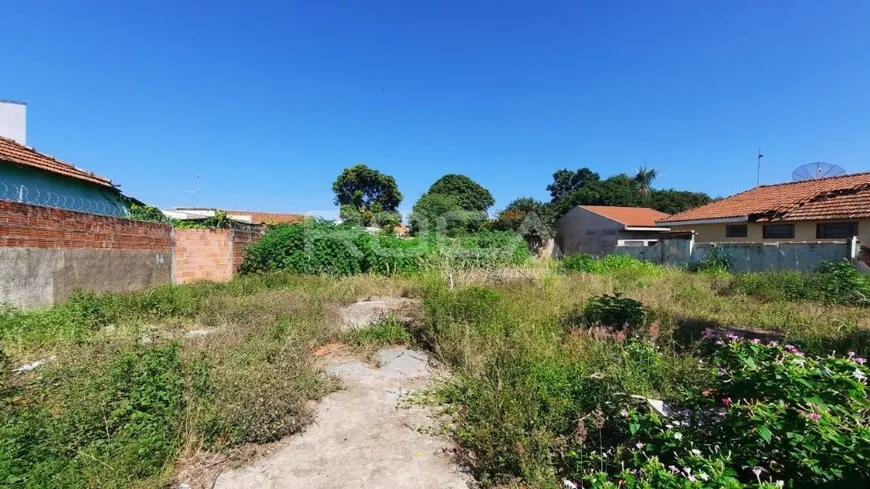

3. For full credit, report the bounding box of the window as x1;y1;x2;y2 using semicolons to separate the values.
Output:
725;224;748;238
762;224;795;239
817;222;858;239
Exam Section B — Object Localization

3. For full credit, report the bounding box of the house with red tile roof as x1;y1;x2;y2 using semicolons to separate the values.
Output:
0;135;128;216
657;172;870;247
0;102;128;216
555;205;672;255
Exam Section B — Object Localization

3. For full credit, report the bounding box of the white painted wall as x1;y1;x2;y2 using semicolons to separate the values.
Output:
0;100;26;144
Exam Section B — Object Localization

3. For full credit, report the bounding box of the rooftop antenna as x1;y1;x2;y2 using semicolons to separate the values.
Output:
756;147;764;187
185;174;201;207
791;162;846;182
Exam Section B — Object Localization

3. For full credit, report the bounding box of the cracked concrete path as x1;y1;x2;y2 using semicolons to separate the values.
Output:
213;347;471;489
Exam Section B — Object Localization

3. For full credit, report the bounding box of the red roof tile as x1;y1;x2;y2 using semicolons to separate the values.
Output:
776;188;870;221
226;210;305;225
580;205;671;227
659;172;870;224
0;136;115;188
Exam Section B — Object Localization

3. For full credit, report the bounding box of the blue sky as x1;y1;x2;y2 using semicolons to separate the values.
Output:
2;0;869;216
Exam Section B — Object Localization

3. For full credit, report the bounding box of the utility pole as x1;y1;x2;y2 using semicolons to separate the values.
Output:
756;148;764;187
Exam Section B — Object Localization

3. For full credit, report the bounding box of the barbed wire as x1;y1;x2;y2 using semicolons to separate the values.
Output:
0;180;126;217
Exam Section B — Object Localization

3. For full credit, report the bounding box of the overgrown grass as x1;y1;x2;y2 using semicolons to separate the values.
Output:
0;273;414;489
414;264;870;488
4;259;870;488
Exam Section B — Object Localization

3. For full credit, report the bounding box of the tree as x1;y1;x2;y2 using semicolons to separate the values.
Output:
332;164;402;227
634;167;658;196
547;168;600;202
648;189;712;214
425;174;495;212
409;192;486;236
492;197;554;252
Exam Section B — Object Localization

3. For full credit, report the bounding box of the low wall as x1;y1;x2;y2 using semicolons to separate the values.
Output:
0;200;172;308
615;237;855;272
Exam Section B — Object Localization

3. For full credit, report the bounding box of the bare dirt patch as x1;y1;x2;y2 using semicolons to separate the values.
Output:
209;347;470;489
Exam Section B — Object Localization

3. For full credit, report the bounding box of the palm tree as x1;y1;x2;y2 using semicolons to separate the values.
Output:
635;166;658;196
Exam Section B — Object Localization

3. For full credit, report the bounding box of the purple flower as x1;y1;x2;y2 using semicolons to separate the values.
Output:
722;397;733;407
715;340;724;346
849;351;856;359
768;340;779;347
751;338;761;345
784;344;797;352
810;412;821;420
620;409;629;417
855;357;867;365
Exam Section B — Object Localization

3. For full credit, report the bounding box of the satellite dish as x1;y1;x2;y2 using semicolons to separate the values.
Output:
791;162;847;182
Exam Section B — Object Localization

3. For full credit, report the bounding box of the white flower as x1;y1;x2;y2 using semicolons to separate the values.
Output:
776;481;785;489
853;369;867;382
698;472;709;481
635;442;645;449
792;358;806;367
562;480;578;489
691;449;701;455
673;432;683;441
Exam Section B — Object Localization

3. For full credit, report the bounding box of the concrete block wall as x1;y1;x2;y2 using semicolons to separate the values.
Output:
172;229;234;284
0;200;172;308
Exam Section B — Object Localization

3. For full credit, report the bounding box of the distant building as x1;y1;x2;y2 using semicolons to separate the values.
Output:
0;101;128;216
165;207;305;225
657;172;870;247
555;205;672;256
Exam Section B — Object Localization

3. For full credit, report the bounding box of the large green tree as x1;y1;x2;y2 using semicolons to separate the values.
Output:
409;174;494;235
332;164;402;227
546;168;601;202
425;174;495;212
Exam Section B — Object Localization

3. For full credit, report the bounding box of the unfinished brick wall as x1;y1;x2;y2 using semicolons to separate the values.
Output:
172;229;234;284
0;199;171;250
172;226;264;283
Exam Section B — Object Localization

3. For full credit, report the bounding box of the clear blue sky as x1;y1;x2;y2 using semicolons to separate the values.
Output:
3;0;870;216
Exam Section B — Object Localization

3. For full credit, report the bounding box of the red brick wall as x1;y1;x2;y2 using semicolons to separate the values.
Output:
172;229;234;284
0;199;171;250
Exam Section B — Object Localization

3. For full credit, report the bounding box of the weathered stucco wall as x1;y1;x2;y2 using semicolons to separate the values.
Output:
555;207;624;256
0;200;171;308
0;248;170;308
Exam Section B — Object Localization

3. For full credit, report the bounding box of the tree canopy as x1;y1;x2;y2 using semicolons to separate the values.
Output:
545;168;712;221
546;168;601;202
425;174;495;212
408;174;494;236
332;164;402;227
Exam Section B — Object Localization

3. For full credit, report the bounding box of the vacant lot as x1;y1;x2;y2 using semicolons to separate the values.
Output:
2;259;869;488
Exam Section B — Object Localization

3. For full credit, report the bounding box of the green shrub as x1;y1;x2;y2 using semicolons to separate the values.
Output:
581;294;647;332
241;222;528;276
